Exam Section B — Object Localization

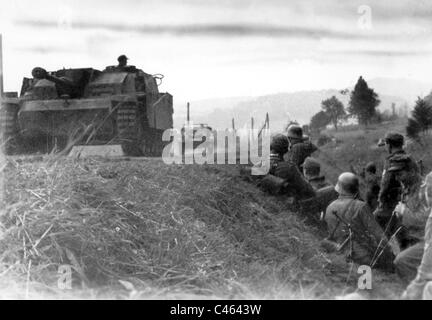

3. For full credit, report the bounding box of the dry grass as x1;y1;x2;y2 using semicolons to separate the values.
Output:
0;155;356;299
317;120;432;186
0;152;405;299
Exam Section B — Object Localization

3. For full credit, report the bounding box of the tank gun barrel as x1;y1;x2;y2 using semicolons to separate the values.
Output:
32;67;76;89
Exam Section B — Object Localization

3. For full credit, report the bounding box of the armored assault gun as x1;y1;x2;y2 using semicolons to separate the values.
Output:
0;62;173;156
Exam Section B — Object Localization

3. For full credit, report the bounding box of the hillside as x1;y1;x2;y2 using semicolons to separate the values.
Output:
175;90;408;132
368;78;432;105
173;96;250;128
173;77;432;132
0;155;404;299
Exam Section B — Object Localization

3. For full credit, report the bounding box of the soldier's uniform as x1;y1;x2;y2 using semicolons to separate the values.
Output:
303;157;332;191
402;211;432;299
374;133;418;241
365;172;381;212
399;176;429;245
275;159;336;223
285;138;318;172
390;163;429;282
269;133;289;175
400;172;432;299
308;176;331;190
324;194;394;270
261;134;334;223
272;161;316;200
285;125;318;172
260;134;316;200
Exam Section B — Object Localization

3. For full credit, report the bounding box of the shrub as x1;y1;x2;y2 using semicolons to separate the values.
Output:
317;134;333;147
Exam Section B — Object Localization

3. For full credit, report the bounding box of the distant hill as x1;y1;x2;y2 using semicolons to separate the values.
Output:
174;89;408;132
173;96;249;128
368;77;432;105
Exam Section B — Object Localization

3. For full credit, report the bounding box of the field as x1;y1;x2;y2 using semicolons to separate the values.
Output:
316;119;432;187
0;120;421;299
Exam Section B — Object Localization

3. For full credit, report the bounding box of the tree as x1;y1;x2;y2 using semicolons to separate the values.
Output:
321;96;346;131
406;97;432;141
411;97;432;132
406;118;421;141
310;110;330;133
348;76;380;126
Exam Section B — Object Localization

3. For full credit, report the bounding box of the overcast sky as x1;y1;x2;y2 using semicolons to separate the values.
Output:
1;0;432;102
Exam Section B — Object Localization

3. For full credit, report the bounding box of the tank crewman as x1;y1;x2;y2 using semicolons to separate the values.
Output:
302;157;332;190
116;54;129;70
391;160;430;282
117;55;129;68
259;134;315;200
322;172;394;271
374;132;418;241
285;124;318;172
363;162;381;212
401;172;432;300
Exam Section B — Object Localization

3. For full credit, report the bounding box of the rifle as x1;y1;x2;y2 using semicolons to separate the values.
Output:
370;209;398;265
370;226;402;268
329;210;354;258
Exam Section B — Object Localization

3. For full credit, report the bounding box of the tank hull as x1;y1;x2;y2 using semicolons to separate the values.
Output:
12;94;172;156
1;65;173;156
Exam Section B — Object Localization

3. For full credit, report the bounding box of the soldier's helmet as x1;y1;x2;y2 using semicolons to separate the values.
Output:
303;157;321;176
380;132;404;148
335;172;359;195
287;124;303;139
118;55;129;63
365;161;377;174
270;134;289;155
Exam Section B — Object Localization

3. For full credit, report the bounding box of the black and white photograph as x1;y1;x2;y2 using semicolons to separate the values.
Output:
0;0;432;305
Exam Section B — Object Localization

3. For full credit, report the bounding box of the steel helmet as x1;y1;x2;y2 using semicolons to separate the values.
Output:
335;172;359;195
270;133;289;155
287;124;303;139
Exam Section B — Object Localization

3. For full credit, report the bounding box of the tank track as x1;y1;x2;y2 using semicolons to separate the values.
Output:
0;103;20;154
142;129;167;157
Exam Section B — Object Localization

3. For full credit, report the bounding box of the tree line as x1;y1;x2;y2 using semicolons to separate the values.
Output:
310;76;381;132
309;75;432;144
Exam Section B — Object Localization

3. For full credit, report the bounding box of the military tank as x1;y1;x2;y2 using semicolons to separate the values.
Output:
0;63;173;156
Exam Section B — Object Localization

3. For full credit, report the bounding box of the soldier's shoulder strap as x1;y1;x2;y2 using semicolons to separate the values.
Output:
327;198;357;239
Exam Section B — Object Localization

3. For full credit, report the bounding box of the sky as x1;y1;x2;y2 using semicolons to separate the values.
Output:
1;0;432;103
